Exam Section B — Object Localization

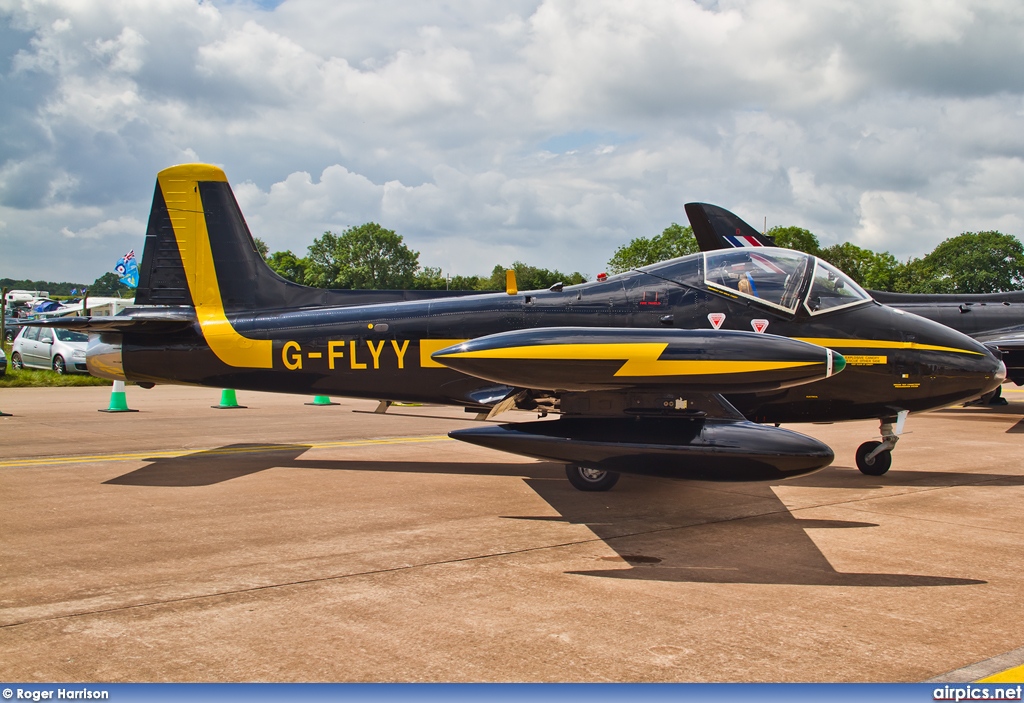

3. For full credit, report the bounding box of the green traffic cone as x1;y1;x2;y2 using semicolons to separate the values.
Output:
305;395;339;406
212;388;246;409
99;380;139;413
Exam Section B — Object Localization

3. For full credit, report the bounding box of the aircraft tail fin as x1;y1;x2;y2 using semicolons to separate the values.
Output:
134;163;488;312
684;202;775;252
135;163;313;312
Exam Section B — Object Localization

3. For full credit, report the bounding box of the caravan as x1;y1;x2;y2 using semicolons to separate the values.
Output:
5;290;49;305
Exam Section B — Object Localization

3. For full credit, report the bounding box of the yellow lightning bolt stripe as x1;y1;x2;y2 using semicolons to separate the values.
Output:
157;164;273;369
794;337;983;356
439;342;819;377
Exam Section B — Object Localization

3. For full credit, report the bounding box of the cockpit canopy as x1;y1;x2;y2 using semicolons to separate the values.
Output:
702;248;872;315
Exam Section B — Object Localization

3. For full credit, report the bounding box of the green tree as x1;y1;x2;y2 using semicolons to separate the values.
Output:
0;279;87;296
607;223;698;273
266;250;309;284
452;275;492;290
305;224;420;289
89;272;133;296
412;266;447;290
888;257;932;294
818;242;902;291
909;231;1024;294
253;236;270;260
766;226;821;257
486;262;587;291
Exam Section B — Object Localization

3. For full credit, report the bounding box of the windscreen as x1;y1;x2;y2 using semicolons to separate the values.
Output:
804;259;872;314
703;249;811;313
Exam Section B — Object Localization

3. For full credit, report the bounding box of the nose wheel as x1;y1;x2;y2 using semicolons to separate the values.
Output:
856;441;892;475
855;411;907;476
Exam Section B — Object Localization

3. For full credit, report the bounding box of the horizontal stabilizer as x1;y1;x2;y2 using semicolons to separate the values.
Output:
24;312;195;334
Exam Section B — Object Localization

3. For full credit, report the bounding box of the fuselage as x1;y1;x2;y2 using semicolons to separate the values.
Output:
99;251;1004;424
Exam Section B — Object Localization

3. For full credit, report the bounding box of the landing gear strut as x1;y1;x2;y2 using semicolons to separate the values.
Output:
565;465;620;491
855;410;908;476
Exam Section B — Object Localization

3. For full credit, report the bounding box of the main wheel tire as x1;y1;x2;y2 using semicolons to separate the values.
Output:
565;465;620;492
856;441;892;476
11;352;23;370
53;355;66;375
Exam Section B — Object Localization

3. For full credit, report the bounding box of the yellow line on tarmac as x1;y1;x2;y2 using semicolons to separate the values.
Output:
0;435;453;470
979;663;1024;683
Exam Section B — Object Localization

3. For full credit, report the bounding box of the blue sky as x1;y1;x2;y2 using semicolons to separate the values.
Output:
1;0;1023;283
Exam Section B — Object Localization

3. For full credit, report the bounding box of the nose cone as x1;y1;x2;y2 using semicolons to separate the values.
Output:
892;308;1006;404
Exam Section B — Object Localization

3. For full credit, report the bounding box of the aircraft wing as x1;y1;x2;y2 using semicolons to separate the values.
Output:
685;202;775;251
431;327;846;481
976;327;1024;348
973;329;1024;384
405;334;820;481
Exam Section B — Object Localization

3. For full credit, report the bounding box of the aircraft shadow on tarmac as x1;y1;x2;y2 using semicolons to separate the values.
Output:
932;401;1024;433
104;443;1024;588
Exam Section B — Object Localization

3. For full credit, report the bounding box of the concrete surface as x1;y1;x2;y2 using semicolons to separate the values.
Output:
1;384;1023;682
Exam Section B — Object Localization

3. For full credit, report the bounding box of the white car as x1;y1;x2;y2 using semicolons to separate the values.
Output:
10;327;89;374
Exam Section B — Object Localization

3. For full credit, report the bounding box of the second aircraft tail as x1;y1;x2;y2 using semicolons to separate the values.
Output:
684;202;775;252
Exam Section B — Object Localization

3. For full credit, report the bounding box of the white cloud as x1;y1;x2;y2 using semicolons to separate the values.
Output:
892;0;974;45
60;215;145;240
91;26;147;74
1;0;1024;284
854;191;947;254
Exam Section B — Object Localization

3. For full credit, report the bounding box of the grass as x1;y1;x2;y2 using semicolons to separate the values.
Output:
1;342;111;388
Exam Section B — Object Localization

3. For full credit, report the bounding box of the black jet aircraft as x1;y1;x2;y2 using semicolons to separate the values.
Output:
688;202;1024;389
41;164;1004;490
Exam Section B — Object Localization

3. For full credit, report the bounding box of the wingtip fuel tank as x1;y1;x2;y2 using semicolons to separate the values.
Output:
432;327;845;393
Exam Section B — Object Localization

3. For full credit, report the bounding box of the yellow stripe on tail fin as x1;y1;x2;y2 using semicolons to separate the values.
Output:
156;164;273;369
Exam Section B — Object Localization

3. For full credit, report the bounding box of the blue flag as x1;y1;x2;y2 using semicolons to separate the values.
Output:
115;249;139;288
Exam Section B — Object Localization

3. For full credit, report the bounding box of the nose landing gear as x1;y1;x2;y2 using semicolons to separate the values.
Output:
855;410;908;476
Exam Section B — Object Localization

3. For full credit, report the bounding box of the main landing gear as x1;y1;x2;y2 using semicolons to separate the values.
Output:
855;410;908;476
565;465;620;491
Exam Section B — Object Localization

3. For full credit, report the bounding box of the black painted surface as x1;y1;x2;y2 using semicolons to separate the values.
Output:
450;418;834;481
84;175;1010;476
